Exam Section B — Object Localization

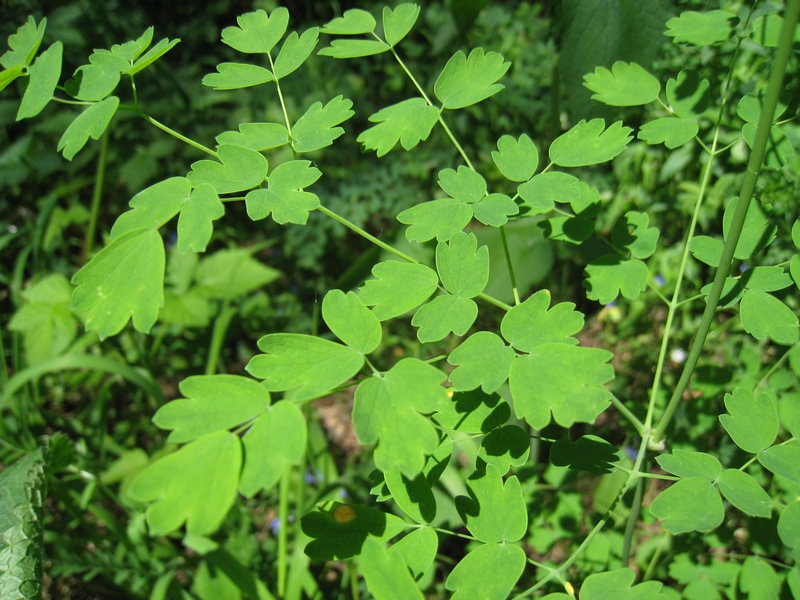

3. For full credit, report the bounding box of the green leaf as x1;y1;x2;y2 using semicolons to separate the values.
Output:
222;8;289;54
583;61;660;107
382;4;421;47
666;70;709;119
742;123;795;169
187;145;268;194
456;464;527;543
689;235;723;267
216;123;289;152
245;159;321;225
509;344;613;429
321;9;377;35
478;425;530;475
740;289;799;346
751;13;800;47
302;502;405;561
665;10;735;46
611;211;660;259
291;95;354;152
517;171;580;214
57;96;119;160
359;538;423;600
638;117;698;149
353;358;448;477
318;40;390;59
129;37;180;75
321;290;381;354
436;232;488;298
656;450;721;481
17;42;61;119
722;198;776;261
491;134;539;182
357;98;440;157
153;375;270;444
112;177;191;237
247;334;364;401
472;193;519;227
194;248;279;300
584;256;649;304
792;256;800;291
397;198;472;243
71;228;164;339
390;527;437;579
438;166;486;203
448;332;515;393
8;274;77;364
717;469;771;518
550;435;621;475
435;48;510;110
445;543;526;600
177;184;225;253
778;500;800;554
411;294;477;343
433;389;509;434
719;388;778;453
358;261;439;321
758;444;800;482
239;400;306;497
549;119;632;167
109;27;153;62
740;556;780;600
66;54;122;101
650;478;724;534
127;431;241;536
201;63;275;90
384;438;451;524
0;64;25;92
273;28;319;79
579;568;673;599
1;16;46;68
501;289;583;352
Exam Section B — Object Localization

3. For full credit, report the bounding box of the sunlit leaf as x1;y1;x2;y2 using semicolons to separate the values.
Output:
358;98;440;157
1;16;46;68
758;444;800;482
717;469;771;518
611;211;659;259
273;28;319;79
500;289;583;352
390;526;437;579
446;543;526;600
584;256;649;304
201;62;275;90
665;10;735;46
740;289;799;346
492;134;539;182
436;232;488;298
719;388;778;453
187;145;268;194
382;4;420;47
222;8;289;54
17;42;61;119
291;95;354;152
517;171;580;214
433;389;509;434
583;61;660;106
411;294;477;343
358;261;439;321
177;184;225;253
638;118;698;149
656;449;721;481
57;96;119;160
216;123;289;152
435;48;510;110
438;166;486;203
384;438;451;524
397;198;472;243
318;40;390;59
359;537;423;600
578;568;674;599
650;478;724;534
321;290;381;354
448;332;515;393
245;159;321;225
472;193;519;227
455;464;527;543
321;9;376;35
549;119;632;167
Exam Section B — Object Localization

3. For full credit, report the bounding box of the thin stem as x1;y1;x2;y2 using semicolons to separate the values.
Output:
81;128;109;264
755;342;798;391
277;467;290;598
132;110;217;157
621;475;644;566
205;300;236;375
608;394;646;436
499;226;520;305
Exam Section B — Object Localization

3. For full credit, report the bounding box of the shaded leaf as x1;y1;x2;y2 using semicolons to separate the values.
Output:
517;171;580;214
446;543;526;600
390;527;437;580
478;425;530;475
650;478;724;534
740;556;780;600
321;290;381;354
611;211;659;259
551;435;621;475
583;61;660;107
501;289;583;352
358;261;439;321
758;444;800;482
456;464;527;543
358;98;440;157
778;500;800;554
448;331;515;393
492;134;539;182
57;96;119;160
722;197;776;261
580;568;673;599
187;144;268;194
549;119;632;167
291;95;354;152
245;159;321;225
432;389;509;434
435;48;510;110
689;235;723;267
202;63;274;90
666;70;709;119
222;9;289;54
384;438;452;524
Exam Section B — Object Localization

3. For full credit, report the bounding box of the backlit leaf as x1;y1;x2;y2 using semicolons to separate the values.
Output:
500;289;583;352
492;134;539;182
291;95;354;152
245;159;321;225
583;61;660;106
17;42;62;119
719;388;778;453
0;65;24;92
435;48;510;110
321;290;381;354
448;332;515;393
456;464;527;543
201;63;275;90
358;261;439;321
549;119;632;167
187;145;268;194
650;478;724;534
358;98;440;157
446;543;526;600
665;10;735;46
412;294;477;343
57;96;119;160
321;9;376;35
717;469;771;518
177;184;225;253
397;198;472;243
436;232;488;298
656;450;721;481
382;4;420;47
273;28;319;79
216;123;289;151
740;289;799;346
1;16;46;68
638;117;698;149
584;256;649;304
222;9;289;54
318;40;390;59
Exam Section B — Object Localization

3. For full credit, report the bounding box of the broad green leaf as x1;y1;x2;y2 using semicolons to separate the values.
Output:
71;228;164;339
583;61;660;106
717;469;771;518
291;95;354;152
201;63;275;90
0;64;25;92
584;256;649;304
446;543;526;600
719;388;778;453
390;527;437;579
433;389;509;434
245;159;321;225
302;502;405;561
0;450;45;600
549;119;632;167
509;344;613;429
318;40;390;59
358;261;439;321
109;27;153;62
17;42;61;119
57;96;119;160
273;28;319;79
650;478;724;534
357;98;440;157
492;134;539;182
222;9;289;54
740;289;799;346
742;123;795;170
160;290;211;328
436;232;488;298
153;375;270;444
411;294;477;343
438;166;486;203
666;70;709;119
111;177;191;237
1;16;46;68
758;444;800;482
247;334;363;401
177;184;225;253
359;537;422;600
656;450;721;481
8;273;76;364
740;266;794;292
321;9;376;34
66;53;123;101
321;290;381;354
751;13;800;47
579;568;673;599
792;255;800;291
778;500;800;555
448;332;515;393
353;358;448;477
550;435;621;475
194;248;279;300
456;465;527;543
397;198;472;243
722;198;776;261
239;400;306;497
668;554;740;588
216;123;289;152
472;193;519;227
611;211;659;259
129;37;180;75
689;235;723;267
740;556;780;600
382;4;420;47
435;49;510;110
478;425;530;475
517;171;580;214
384;438;452;524
187;145;268;194
127;431;241;536
665;10;735;46
501;289;583;352
638;118;698;149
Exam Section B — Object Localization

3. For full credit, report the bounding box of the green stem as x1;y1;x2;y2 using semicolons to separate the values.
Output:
653;0;800;444
205;300;236;376
499;226;520;305
608;394;646;437
621;474;644;566
81;128;109;264
132;109;218;157
277;467;290;598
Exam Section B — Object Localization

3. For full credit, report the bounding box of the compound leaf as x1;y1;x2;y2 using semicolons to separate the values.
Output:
448;331;515;393
583;61;660;106
358;98;440;157
273;28;319;79
17;42;62;120
667;70;709;119
359;537;422;600
318;40;389;59
1;16;46;68
472;193;519;227
382;4;421;47
740;289;799;346
291;95;354;152
650;478;724;534
358;261;439;321
245;159;321;225
321;9;376;35
202;62;275;90
436;232;488;298
321;290;381;354
500;289;583;352
216;122;288;152
717;469;771;518
435;48;510;110
665;10;735;46
584;256;649;304
397;198;472;243
112;177;191;237
57;96;119;160
758;444;800;483
412;294;477;343
611;211;659;259
438;166;486;203
638;117;698;149
222;8;289;54
719;388;778;453
549;119;632;167
656;450;721;482
446;543;526;600
177;184;225;253
187;144;268;194
491;134;538;182
456;464;527;543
